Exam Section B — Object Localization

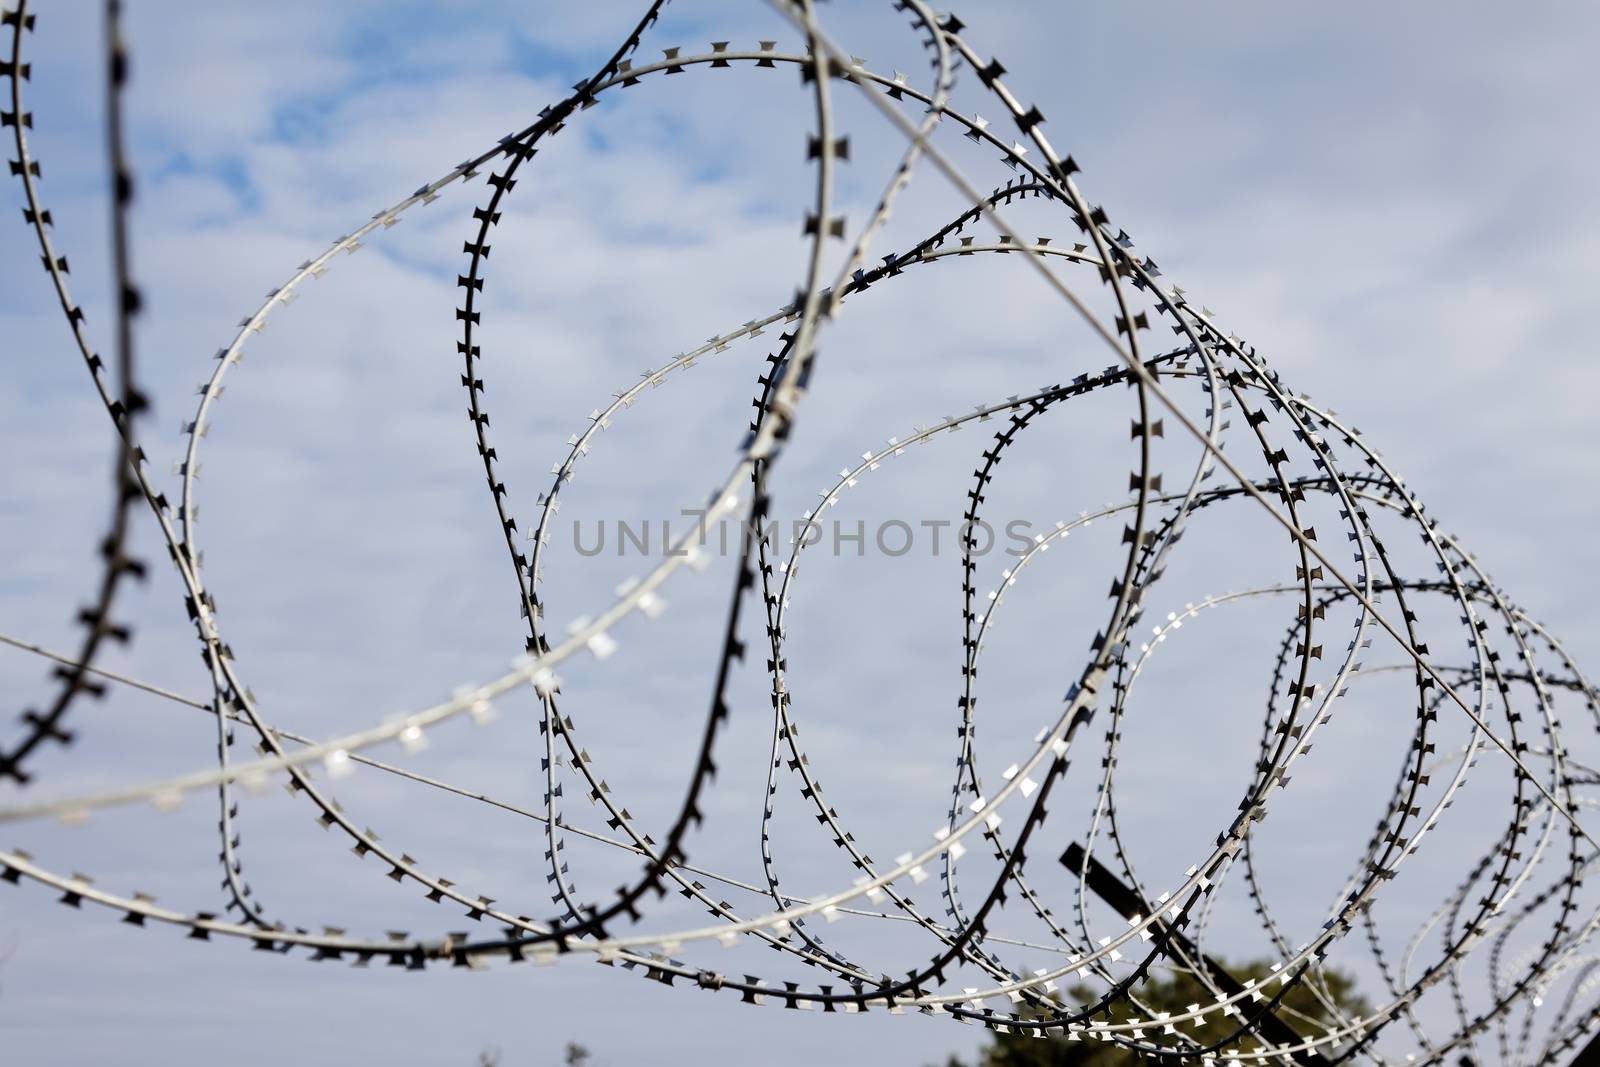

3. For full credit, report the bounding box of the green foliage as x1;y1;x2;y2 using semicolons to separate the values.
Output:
937;960;1369;1067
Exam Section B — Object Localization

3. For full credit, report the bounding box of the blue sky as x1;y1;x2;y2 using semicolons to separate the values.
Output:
2;3;1599;1065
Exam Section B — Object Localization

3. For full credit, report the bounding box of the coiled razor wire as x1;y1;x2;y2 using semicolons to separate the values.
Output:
3;2;1599;1064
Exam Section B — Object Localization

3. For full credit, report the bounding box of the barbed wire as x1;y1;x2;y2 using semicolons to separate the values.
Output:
2;2;1598;1063
1;0;147;785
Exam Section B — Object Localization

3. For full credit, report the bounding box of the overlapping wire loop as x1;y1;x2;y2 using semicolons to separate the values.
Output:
4;2;1598;1063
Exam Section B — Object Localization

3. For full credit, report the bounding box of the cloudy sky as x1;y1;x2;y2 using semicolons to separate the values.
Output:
2;2;1599;1065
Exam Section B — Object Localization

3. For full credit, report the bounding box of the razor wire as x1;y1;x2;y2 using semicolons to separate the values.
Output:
2;2;1599;1064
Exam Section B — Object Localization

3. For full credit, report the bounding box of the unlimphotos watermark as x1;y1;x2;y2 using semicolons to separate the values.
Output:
567;512;1054;559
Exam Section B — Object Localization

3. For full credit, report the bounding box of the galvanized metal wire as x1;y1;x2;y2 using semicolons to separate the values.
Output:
3;3;1598;1063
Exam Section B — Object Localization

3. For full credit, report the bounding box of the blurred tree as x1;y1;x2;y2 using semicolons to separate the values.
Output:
473;1040;590;1065
934;960;1368;1066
